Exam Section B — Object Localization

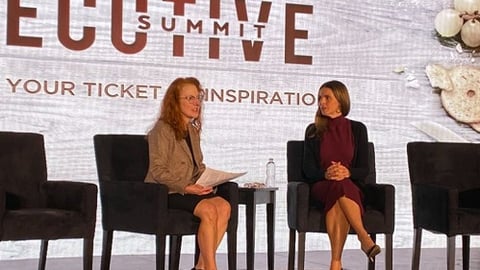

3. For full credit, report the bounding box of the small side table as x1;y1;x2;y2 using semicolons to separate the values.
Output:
238;187;278;270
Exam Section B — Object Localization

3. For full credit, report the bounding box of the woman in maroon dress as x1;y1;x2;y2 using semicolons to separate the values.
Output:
303;80;380;270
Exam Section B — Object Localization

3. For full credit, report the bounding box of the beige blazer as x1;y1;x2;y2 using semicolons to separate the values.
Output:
144;120;206;194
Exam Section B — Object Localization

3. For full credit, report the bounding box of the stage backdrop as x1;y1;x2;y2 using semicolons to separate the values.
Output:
1;0;479;260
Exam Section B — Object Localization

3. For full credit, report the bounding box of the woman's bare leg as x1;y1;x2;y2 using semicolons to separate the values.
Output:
194;199;219;270
194;197;231;270
337;196;375;252
210;197;231;247
326;201;350;270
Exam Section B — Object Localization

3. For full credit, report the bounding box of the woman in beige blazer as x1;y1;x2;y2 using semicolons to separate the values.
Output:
145;77;230;270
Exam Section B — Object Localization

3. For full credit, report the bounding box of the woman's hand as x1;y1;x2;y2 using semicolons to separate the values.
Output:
185;184;213;195
325;161;350;181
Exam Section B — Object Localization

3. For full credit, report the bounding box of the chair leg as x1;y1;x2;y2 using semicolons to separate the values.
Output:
169;235;182;270
447;236;455;270
297;232;306;270
101;230;113;270
156;234;167;270
38;239;48;270
368;234;377;270
227;227;237;270
462;235;470;270
385;233;393;270
411;228;422;270
287;229;296;270
83;237;94;270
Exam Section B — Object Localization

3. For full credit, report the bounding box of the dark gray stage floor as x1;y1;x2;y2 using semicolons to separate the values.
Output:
1;248;479;270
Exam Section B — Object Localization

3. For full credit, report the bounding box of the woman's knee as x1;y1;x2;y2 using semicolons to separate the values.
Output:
219;199;231;220
212;197;231;220
194;200;218;221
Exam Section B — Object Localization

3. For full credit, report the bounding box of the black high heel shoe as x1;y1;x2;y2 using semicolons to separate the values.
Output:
364;244;381;262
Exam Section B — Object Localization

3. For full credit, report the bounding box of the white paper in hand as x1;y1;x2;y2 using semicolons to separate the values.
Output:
196;167;247;187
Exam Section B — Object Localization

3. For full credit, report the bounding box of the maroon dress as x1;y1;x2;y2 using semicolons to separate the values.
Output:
310;116;364;214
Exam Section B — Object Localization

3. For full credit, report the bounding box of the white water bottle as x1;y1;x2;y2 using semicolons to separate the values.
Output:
265;158;276;187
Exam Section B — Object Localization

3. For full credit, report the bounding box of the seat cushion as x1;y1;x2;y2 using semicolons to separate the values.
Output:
363;209;388;233
460;188;480;208
455;207;480;235
2;208;87;240
165;209;200;234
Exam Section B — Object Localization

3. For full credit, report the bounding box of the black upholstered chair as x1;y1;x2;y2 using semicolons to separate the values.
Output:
286;140;395;270
93;134;238;270
407;142;480;270
0;131;98;270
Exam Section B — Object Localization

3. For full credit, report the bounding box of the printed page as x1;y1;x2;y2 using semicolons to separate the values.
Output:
196;167;247;187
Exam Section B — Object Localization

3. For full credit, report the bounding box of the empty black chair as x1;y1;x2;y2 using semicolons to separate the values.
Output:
93;134;238;270
0;131;97;270
287;140;395;270
407;141;480;270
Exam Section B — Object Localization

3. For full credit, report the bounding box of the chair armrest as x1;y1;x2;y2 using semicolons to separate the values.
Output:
459;188;480;208
287;181;311;230
216;182;239;231
364;183;395;212
0;186;4;219
412;182;459;230
365;183;395;232
99;180;169;233
216;182;239;204
44;181;98;222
